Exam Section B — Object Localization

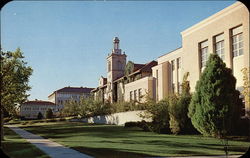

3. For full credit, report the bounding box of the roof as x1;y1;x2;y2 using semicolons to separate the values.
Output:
91;84;107;92
158;47;182;58
133;63;145;72
128;60;157;76
114;60;157;82
22;100;56;106
48;87;94;97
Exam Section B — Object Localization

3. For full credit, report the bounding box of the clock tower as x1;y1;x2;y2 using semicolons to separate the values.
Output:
106;37;126;102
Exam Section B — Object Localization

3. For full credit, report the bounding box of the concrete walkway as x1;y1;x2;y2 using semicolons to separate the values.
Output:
6;125;93;158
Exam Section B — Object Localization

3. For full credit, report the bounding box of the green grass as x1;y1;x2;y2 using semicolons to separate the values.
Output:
17;121;250;158
2;127;50;158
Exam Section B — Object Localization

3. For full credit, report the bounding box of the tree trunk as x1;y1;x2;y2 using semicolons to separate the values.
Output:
0;110;3;148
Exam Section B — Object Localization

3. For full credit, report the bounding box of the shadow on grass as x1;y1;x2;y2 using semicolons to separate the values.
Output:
72;146;153;158
20;122;249;157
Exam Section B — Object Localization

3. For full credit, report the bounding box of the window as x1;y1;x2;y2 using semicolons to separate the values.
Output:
214;33;225;60
130;91;133;101
200;40;208;68
231;26;243;57
177;57;181;69
156;70;158;100
177;82;181;94
134;90;137;101
172;83;175;93
171;60;175;71
138;89;142;101
108;61;111;72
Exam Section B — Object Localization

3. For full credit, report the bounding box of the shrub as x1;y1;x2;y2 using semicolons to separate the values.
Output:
124;121;139;128
124;121;151;131
45;108;53;119
62;99;79;116
143;97;170;134
37;112;43;119
188;54;242;137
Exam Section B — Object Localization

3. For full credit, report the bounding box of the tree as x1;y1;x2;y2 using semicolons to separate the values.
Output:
241;67;250;117
168;72;195;134
37;112;43;120
188;54;241;137
62;99;79;116
45;108;53;119
142;94;170;134
1;48;33;146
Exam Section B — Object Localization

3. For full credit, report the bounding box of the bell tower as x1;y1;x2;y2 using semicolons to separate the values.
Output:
106;37;126;102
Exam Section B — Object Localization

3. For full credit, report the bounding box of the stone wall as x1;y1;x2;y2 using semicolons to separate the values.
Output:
81;110;151;125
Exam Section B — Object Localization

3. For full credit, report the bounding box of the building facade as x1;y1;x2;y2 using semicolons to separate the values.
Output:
92;37;157;103
93;2;249;115
152;2;249;114
48;86;94;109
20;100;59;119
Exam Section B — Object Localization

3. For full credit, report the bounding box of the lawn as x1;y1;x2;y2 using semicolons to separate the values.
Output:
2;127;50;158
17;121;249;158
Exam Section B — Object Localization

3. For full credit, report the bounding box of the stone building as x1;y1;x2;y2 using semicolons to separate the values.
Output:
48;86;94;109
20;100;59;119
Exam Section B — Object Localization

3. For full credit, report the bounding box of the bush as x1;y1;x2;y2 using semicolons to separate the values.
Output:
142;98;170;134
37;112;43;119
169;94;196;134
124;121;139;128
124;120;151;131
45;108;53;119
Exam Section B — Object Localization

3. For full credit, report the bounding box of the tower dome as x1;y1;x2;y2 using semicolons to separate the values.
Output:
113;37;120;43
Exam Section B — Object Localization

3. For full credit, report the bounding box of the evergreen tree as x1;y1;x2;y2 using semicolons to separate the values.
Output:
45;108;53;119
37;112;43;120
188;54;241;137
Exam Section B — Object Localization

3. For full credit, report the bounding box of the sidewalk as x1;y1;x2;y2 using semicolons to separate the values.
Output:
6;125;93;158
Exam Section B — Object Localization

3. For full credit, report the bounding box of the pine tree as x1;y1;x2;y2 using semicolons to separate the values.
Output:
188;54;241;137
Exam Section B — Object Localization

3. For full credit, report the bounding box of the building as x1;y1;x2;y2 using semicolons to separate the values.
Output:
48;86;94;109
92;2;249;116
92;37;157;103
20;100;59;119
152;2;249;114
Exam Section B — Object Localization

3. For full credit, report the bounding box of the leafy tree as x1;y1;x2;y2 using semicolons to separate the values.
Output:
241;67;250;117
62;99;80;116
1;48;33;145
188;54;241;137
45;108;53;119
37;112;43;120
142;95;170;134
1;48;33;116
168;72;195;134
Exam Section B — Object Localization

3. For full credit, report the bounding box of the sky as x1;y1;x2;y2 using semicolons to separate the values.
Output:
1;0;236;101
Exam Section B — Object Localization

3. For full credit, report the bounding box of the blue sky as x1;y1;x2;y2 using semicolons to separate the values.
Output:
1;0;236;101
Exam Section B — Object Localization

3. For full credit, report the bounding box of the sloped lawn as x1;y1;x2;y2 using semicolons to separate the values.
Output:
18;121;249;158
